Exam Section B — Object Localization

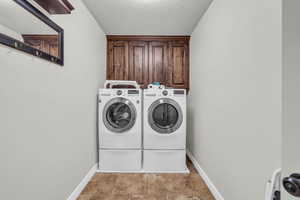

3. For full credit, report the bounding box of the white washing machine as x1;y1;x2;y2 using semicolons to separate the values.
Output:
98;81;142;172
143;86;188;173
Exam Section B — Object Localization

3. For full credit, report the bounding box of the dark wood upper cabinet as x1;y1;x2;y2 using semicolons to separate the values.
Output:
149;41;168;86
167;41;189;89
107;36;190;90
107;41;129;80
33;0;74;14
129;41;149;88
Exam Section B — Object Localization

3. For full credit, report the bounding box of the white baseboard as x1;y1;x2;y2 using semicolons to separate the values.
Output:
66;164;98;200
97;169;190;174
186;150;225;200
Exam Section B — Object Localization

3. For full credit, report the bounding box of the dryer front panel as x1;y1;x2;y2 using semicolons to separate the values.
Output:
148;98;183;134
99;97;142;149
143;98;186;149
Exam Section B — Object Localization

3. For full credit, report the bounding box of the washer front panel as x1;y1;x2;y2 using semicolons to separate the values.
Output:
103;97;137;133
148;98;183;134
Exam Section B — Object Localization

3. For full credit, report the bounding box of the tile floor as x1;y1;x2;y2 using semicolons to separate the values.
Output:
77;158;215;200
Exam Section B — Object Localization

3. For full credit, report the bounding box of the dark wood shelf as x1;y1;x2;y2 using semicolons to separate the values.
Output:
33;0;74;14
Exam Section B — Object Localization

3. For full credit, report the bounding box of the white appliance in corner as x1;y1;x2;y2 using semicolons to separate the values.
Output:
98;81;142;172
143;85;188;173
265;169;281;200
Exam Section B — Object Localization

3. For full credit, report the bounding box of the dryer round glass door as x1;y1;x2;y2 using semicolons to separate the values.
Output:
148;98;183;134
103;97;137;133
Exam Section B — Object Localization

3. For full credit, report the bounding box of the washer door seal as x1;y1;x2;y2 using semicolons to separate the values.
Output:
148;98;183;134
103;97;137;133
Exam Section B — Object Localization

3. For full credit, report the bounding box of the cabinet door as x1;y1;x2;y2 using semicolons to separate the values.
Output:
22;35;59;58
107;41;129;80
49;43;59;57
42;40;50;54
149;41;168;85
23;38;43;51
42;39;59;57
129;41;149;88
168;41;189;89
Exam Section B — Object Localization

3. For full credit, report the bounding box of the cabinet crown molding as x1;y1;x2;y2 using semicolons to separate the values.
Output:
107;35;190;42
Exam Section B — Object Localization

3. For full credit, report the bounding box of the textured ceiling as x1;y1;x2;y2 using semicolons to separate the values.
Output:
82;0;212;35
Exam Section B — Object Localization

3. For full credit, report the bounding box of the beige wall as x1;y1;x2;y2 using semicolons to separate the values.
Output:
188;0;281;199
0;0;106;199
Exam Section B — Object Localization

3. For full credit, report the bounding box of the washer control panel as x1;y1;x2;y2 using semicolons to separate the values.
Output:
110;89;140;96
116;90;123;96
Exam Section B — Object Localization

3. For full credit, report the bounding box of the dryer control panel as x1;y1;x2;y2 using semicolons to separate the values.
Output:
173;90;185;95
128;90;140;95
144;89;186;98
160;89;186;97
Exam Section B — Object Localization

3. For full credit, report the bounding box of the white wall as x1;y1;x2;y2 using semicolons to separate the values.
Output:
0;24;23;41
0;0;106;199
188;0;281;199
282;0;300;200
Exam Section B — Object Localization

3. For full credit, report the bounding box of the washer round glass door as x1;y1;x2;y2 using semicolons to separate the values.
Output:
148;98;183;134
103;97;137;133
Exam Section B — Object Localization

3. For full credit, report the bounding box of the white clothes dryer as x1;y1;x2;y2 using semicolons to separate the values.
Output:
143;88;186;149
143;87;188;173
